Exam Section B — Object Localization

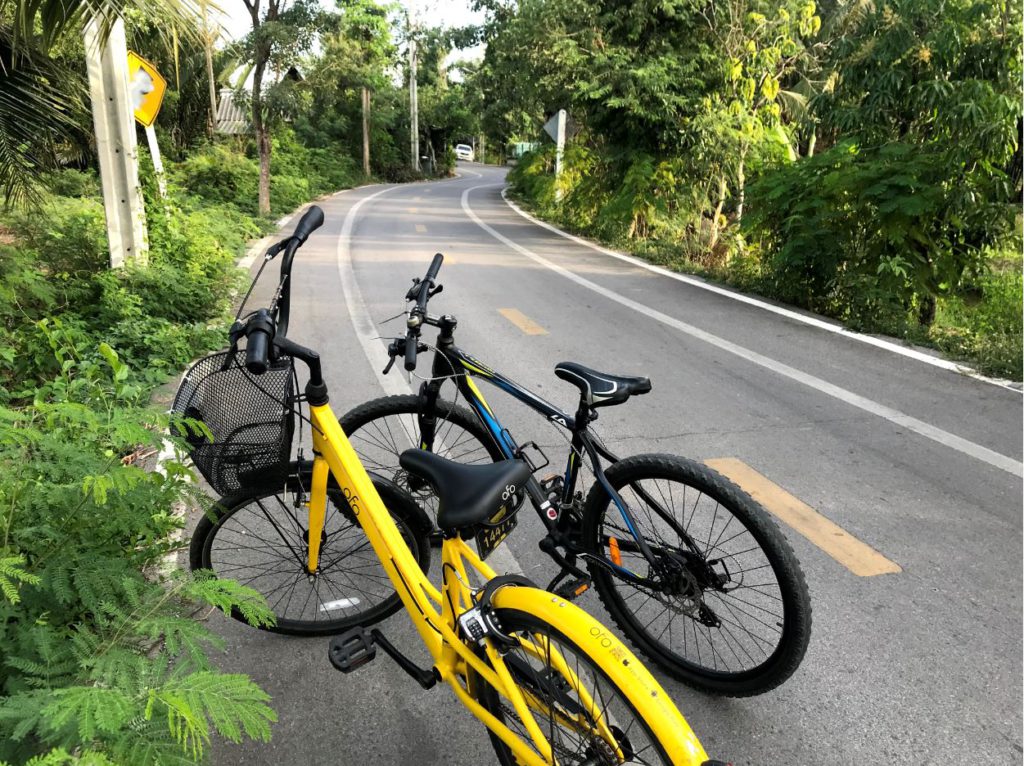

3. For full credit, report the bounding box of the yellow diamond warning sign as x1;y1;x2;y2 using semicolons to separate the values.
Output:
126;51;166;127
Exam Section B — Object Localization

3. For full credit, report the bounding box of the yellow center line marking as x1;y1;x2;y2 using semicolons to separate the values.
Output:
498;308;548;336
705;458;902;577
408;207;418;214
415;224;427;233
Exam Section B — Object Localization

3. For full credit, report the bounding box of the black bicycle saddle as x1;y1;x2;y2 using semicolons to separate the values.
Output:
399;450;531;531
554;361;651;408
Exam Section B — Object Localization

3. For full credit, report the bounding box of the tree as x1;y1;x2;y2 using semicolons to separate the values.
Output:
240;0;321;215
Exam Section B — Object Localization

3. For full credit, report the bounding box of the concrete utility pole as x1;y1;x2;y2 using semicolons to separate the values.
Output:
202;2;218;135
362;87;371;176
84;16;147;267
409;33;419;172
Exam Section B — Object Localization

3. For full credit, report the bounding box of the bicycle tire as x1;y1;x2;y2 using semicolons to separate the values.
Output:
469;594;711;765
339;395;512;520
581;454;812;697
190;471;431;636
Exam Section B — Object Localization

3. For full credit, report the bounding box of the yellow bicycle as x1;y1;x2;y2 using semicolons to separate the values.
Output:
174;206;727;765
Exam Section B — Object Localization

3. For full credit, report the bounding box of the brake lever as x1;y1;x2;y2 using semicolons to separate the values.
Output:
264;240;288;261
382;339;428;374
405;278;422;301
383;338;403;374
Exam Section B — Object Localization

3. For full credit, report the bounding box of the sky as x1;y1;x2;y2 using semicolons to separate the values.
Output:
215;0;485;61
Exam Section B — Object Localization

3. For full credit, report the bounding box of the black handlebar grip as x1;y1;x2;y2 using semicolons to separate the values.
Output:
245;328;271;375
404;337;418;371
425;252;444;281
292;205;325;245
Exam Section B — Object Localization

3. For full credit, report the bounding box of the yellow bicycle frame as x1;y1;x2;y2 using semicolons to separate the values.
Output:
301;402;709;766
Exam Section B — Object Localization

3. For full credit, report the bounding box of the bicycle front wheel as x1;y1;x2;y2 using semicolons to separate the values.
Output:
339;394;508;519
581;454;812;697
470;591;711;765
190;472;431;635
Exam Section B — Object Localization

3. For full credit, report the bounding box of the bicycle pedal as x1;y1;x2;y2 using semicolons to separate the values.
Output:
553;576;592;601
328;627;376;673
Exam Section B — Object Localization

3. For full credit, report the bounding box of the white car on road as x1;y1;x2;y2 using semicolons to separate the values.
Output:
454;143;475;161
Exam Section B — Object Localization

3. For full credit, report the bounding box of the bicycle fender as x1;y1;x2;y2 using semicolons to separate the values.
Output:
489;585;711;766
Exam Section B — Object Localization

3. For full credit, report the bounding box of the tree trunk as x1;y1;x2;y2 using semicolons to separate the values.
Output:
252;58;271;216
362;87;371;177
918;294;937;327
708;175;728;251
202;3;217;137
735;152;746;224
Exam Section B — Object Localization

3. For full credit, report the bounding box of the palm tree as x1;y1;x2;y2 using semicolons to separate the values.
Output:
0;0;206;206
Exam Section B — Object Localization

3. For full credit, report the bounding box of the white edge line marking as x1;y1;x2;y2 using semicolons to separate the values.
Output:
239;187;364;270
463;185;1023;478
336;181;524;574
501;189;1020;392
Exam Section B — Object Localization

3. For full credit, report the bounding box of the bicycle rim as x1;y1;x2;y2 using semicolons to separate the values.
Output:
194;477;427;634
340;396;504;518
585;456;809;692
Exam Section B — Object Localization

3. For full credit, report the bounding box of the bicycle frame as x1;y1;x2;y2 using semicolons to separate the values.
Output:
305;403;630;766
416;323;694;583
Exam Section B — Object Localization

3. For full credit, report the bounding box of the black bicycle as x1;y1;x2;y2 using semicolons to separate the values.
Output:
338;255;812;697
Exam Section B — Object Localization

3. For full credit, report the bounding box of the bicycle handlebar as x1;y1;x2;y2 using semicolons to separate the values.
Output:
275;206;325;337
244;309;275;374
235;206;325;375
292;205;325;245
404;253;444;371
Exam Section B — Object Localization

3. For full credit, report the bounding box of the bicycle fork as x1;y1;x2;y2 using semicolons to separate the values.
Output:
304;454;330;573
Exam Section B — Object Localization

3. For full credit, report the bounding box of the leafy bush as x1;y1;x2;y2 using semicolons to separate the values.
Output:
40;170;100;199
930;261;1023;378
0;188;246;399
0;343;277;765
174;145;260;212
744;141;1014;329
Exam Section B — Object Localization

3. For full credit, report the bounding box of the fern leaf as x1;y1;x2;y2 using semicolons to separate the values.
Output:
0;554;41;604
185;573;276;629
41;686;139;743
147;671;275;757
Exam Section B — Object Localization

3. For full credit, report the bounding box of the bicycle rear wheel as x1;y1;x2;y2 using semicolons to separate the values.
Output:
469;603;711;765
190;471;431;635
581;454;811;697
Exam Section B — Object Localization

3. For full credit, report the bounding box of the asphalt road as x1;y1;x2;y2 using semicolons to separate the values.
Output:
198;164;1023;765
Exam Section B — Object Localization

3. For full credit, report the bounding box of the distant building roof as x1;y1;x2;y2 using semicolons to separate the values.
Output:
215;89;249;135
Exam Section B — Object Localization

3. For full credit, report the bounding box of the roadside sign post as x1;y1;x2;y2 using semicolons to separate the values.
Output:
127;52;168;200
84;17;148;267
543;109;568;198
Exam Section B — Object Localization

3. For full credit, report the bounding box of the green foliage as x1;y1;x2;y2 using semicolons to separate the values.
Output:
497;0;1021;377
744;140;1014;327
929;256;1023;378
0;188;240;398
174;146;261;210
0;343;276;765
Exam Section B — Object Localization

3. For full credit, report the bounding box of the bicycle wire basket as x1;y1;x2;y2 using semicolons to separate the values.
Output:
170;349;297;496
